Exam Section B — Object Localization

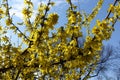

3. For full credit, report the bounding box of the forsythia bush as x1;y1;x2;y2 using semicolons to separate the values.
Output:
0;0;119;80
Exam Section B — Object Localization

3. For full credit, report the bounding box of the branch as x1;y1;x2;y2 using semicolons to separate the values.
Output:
105;0;119;27
81;46;112;79
41;0;51;27
105;0;118;19
0;62;39;73
11;23;31;42
112;16;118;27
82;68;92;80
69;0;73;10
5;0;31;42
0;65;15;73
15;69;21;80
90;66;104;77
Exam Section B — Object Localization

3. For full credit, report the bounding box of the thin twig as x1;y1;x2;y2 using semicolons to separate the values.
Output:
82;69;92;80
41;0;51;27
105;0;118;19
5;0;30;42
12;23;30;41
69;0;73;10
90;66;104;77
112;16;118;27
15;69;21;80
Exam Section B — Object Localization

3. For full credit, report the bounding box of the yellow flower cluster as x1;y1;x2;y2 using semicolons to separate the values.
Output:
108;4;115;13
68;12;77;24
5;18;12;26
87;0;103;22
68;11;81;24
24;0;33;6
66;26;82;37
92;20;113;40
84;19;114;58
108;2;120;16
0;0;118;80
22;8;32;18
45;13;59;29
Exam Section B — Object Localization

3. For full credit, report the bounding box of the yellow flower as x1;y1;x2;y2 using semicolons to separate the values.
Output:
48;13;59;25
73;26;81;36
95;34;103;41
2;36;9;42
66;0;70;3
116;3;120;15
68;13;76;24
22;8;29;15
70;39;77;46
99;20;108;29
0;8;4;14
88;51;92;55
24;0;33;6
92;27;100;35
18;33;22;37
96;20;101;26
50;2;55;6
22;8;32;18
108;4;115;13
86;36;92;42
91;42;102;51
6;18;12;26
0;26;2;31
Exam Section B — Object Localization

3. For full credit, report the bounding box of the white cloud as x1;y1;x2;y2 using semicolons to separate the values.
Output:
10;9;23;19
9;0;24;19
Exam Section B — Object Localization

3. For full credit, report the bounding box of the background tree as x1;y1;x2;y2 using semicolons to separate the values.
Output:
90;45;114;80
112;41;120;80
0;0;120;80
91;42;120;80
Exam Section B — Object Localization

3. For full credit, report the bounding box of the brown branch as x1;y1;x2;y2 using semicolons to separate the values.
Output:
90;66;104;77
5;0;31;42
15;69;21;80
69;0;73;10
86;45;114;79
0;62;39;73
5;0;10;18
112;16;118;27
11;23;31;41
20;0;52;56
0;65;15;73
41;0;51;27
82;68;92;80
105;0;118;19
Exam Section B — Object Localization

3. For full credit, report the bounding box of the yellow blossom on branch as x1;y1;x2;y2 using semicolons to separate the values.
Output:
5;18;12;26
0;0;119;80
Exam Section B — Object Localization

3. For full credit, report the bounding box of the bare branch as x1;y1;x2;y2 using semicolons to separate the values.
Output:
90;66;104;77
